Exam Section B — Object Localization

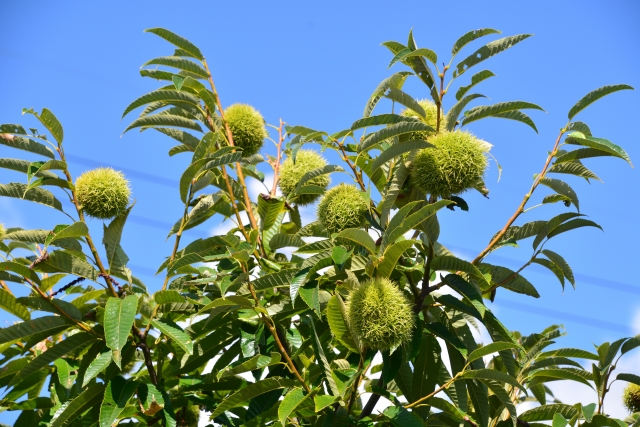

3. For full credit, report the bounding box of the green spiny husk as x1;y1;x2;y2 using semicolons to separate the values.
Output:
317;183;368;234
347;278;414;351
279;149;330;206
411;130;488;198
224;103;267;157
75;168;131;219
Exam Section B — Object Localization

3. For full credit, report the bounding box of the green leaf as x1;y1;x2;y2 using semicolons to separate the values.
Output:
123;114;202;134
532;212;584;249
481;264;539;298
269;233;305;250
0;289;30;321
154;290;185;304
553;413;569;427
539;348;599;360
142;56;208;78
0;134;56;159
456;70;496;100
35;251;99;281
548;161;601;182
541;250;575;287
467;342;520;364
0;183;63;211
103;207;132;275
383;200;452;249
104;295;138;368
151;319;193;355
384;87;426;118
294;165;344;194
219;352;281;379
568;84;634;120
445;94;487;132
333;229;376;254
0;261;41;285
533;258;565;288
326;294;360;353
431;256;490;290
461;101;544;127
50;383;106;427
278;388;309;426
388;47;437;69
257;194;286;232
26;160;67;183
360;121;434;152
251;270;296;292
563;135;632;166
370;139;433;174
617;373;640;387
383;405;425;427
452;28;502;56
83;349;112;387
122;89;201;118
99;376;138;427
489;110;540;133
539;178;579;211
0;315;72;344
209;377;297;419
25;108;64;145
482;379;517;426
621;336;640;355
554;147;619;164
10;332;95;387
363;72;413;118
47;222;88;247
528;368;594;389
154;127;200;148
520;404;579;422
17;296;82;320
453;34;533;78
144;28;204;60
350;113;419;131
0;157;58;178
546;218;602;240
378;240;417;278
462;369;524;390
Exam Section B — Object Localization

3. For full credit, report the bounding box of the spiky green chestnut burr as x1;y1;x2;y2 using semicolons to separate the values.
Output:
346;278;414;351
317;183;368;234
224;103;267;157
411;130;488;198
401;99;445;140
279;149;330;206
623;383;640;414
181;404;200;427
75;168;131;219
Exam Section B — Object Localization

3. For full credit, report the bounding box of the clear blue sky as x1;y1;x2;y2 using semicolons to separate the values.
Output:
1;0;639;417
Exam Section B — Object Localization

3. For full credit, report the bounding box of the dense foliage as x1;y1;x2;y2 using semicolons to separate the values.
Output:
0;27;639;427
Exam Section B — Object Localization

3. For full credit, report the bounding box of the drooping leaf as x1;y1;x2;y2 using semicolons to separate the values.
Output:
278;388;309;426
23;108;64;145
350;113;418;131
151;319;193;355
104;295;138;368
47;222;88;246
0;289;30;321
0;315;72;344
563;134;632;166
0;183;63;211
461;101;544;128
363;72;413;118
383;200;452;249
568;84;634;120
541;249;575;287
489;110;540;133
377;240;417;278
456;70;496;100
462;369;523;390
142;56;208;78
546;218;602;240
539;178;580;211
294;165;344;194
123;114;203;134
520;404;580;422
431;256;490;290
532;212;584;249
383;87;426;118
548;161;601;182
35;251;99;281
467;342;521;364
122;89;201;118
453;34;533;78
144;28;204;60
0;133;56;159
